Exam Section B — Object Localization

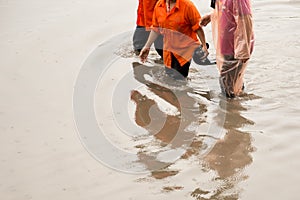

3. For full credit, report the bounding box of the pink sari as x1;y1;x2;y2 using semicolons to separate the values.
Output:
211;0;254;97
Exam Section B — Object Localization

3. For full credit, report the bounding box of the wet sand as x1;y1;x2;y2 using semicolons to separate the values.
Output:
1;0;300;200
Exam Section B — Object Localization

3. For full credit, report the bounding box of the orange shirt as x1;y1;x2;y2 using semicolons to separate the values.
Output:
152;0;201;67
136;0;159;29
136;0;145;26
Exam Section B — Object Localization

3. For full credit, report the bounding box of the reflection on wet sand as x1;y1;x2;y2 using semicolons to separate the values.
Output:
131;62;209;178
205;99;255;178
130;62;258;198
191;98;257;199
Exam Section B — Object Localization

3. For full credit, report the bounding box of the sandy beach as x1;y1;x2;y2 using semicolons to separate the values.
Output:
1;0;300;199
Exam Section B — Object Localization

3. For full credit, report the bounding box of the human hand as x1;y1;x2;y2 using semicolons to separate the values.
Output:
139;47;150;63
201;45;209;59
241;58;249;63
200;14;211;27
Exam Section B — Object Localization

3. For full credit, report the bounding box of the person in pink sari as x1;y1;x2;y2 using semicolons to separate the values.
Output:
201;0;254;98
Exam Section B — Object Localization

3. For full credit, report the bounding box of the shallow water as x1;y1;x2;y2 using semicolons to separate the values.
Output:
91;0;300;199
1;0;299;199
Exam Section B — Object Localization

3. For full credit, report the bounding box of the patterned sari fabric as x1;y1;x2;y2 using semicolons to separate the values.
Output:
211;0;254;97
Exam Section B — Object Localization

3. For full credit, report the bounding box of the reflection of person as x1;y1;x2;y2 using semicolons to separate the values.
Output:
191;98;255;199
139;0;209;78
133;0;163;58
201;0;254;98
205;99;254;178
130;62;209;177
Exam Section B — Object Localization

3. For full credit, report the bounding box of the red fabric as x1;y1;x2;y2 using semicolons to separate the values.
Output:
136;0;158;29
136;0;145;26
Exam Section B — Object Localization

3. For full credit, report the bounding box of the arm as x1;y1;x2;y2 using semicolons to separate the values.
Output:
200;13;211;27
139;30;160;63
233;0;254;61
196;27;209;59
185;2;209;58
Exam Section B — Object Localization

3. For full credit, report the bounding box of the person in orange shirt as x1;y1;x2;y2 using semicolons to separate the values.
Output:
133;0;163;58
139;0;209;78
